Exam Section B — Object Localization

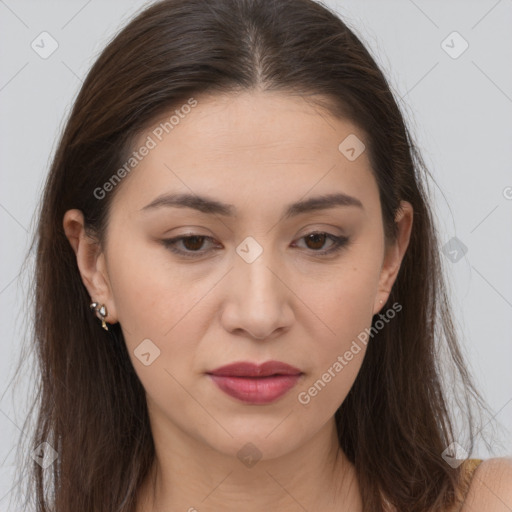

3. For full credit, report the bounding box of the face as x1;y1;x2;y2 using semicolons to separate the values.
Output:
65;90;412;461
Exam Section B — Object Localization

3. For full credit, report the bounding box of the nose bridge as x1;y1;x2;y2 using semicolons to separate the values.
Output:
223;235;291;338
234;235;281;303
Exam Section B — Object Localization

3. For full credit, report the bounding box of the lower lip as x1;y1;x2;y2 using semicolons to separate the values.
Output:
208;374;302;404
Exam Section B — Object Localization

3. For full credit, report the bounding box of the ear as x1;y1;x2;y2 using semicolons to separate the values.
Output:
62;209;118;325
373;200;413;314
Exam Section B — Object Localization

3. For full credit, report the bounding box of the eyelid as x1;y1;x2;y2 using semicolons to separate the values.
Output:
161;230;350;259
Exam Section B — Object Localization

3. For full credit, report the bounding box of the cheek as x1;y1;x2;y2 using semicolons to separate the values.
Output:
306;254;382;342
294;303;371;420
106;235;212;383
295;253;382;407
106;230;185;333
108;223;382;392
296;347;365;419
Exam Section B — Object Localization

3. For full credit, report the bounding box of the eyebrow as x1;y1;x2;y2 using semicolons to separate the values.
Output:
140;192;363;221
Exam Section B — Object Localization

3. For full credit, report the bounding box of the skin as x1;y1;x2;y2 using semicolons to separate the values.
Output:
462;458;512;512
63;89;415;511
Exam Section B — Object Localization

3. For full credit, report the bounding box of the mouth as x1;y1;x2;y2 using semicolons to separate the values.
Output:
206;360;303;404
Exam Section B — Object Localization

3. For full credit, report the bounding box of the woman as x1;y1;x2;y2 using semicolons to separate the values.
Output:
15;0;512;510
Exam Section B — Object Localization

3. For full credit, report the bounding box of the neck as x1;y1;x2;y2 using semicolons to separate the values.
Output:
136;414;362;512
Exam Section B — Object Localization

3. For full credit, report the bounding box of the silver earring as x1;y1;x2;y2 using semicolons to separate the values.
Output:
90;301;109;331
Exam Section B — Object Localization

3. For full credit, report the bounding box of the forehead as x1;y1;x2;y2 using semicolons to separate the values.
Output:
146;90;360;158
110;90;378;218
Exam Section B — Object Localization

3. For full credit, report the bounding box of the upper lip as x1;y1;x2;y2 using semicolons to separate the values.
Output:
208;360;302;377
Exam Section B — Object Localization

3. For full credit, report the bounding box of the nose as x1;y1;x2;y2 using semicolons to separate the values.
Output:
220;246;294;341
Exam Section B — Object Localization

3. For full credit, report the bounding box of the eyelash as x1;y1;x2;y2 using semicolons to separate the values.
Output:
161;231;349;259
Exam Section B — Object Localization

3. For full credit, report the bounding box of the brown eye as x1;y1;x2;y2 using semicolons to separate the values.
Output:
304;233;329;250
180;235;207;251
294;231;349;255
162;235;218;258
162;231;349;259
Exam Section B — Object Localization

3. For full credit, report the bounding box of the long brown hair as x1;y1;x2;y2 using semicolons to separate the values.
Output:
9;0;496;510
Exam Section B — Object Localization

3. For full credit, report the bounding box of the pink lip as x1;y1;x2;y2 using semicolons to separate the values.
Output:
207;361;303;404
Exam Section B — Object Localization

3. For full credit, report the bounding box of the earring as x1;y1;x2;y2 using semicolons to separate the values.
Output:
90;301;109;331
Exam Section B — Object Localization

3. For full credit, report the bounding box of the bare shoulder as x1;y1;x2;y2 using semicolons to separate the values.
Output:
461;457;512;512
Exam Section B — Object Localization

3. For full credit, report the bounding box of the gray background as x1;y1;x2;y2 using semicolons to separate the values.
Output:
1;0;511;504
